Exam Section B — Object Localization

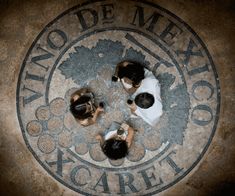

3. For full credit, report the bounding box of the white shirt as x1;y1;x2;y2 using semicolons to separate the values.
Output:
132;69;163;126
104;129;128;140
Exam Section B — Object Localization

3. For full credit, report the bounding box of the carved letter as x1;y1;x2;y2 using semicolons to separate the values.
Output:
160;20;182;46
176;38;203;65
22;85;43;106
47;29;68;50
25;71;45;84
70;165;91;186
46;148;74;177
131;6;162;33
191;105;213;126
92;172;110;193
75;9;98;31
102;3;114;24
31;45;55;71
192;80;214;101
159;151;183;175
116;172;139;194
138;165;163;190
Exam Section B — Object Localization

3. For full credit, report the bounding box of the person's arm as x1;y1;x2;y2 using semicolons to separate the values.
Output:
90;106;104;124
79;107;104;126
127;100;137;114
95;134;105;146
121;123;135;148
126;126;135;148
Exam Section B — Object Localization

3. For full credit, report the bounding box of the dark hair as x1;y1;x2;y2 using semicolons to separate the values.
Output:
70;95;93;120
102;139;128;160
118;62;145;86
134;92;154;109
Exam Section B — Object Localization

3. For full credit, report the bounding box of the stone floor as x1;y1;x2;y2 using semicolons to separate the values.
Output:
0;0;235;195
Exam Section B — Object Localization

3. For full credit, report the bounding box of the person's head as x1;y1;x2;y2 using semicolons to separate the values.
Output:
117;62;145;87
70;95;93;120
101;138;128;160
134;92;154;109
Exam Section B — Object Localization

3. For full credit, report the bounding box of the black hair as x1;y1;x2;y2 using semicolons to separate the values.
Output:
70;95;93;120
118;62;145;86
102;138;128;160
134;92;154;109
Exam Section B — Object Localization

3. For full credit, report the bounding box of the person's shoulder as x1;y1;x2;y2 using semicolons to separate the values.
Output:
144;68;155;78
140;77;160;96
143;76;158;85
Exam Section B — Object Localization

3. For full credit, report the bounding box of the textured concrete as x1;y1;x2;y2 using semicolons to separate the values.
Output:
0;0;235;195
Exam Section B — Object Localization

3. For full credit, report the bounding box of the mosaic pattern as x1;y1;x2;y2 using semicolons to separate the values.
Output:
17;1;220;195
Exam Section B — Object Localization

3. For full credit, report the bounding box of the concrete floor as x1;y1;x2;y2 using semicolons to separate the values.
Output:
0;0;234;195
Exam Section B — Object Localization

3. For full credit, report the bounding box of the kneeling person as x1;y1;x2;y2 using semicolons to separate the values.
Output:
70;88;104;126
96;122;135;160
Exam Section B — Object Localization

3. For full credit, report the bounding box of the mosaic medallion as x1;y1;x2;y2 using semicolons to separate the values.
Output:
17;0;220;195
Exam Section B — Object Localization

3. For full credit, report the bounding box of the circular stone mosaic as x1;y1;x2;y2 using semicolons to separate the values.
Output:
17;1;220;195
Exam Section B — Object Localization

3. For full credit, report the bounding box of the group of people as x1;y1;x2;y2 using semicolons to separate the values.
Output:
70;61;163;160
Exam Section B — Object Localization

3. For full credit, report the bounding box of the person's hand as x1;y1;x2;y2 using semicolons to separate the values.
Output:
127;99;133;105
95;134;103;141
121;123;129;130
127;100;137;111
97;106;104;112
122;61;130;67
